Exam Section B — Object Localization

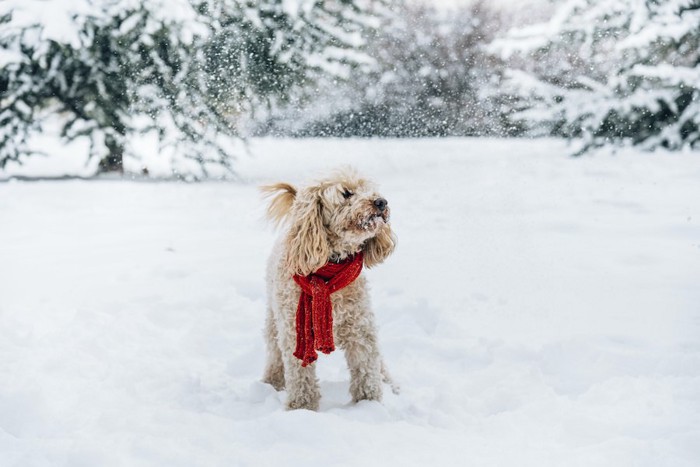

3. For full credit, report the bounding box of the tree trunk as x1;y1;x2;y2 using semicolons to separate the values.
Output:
97;135;124;174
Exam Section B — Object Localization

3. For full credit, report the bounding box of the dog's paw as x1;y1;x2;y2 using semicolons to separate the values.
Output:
351;382;383;403
285;393;320;411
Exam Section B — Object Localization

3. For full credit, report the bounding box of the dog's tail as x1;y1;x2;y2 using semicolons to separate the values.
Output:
260;182;297;227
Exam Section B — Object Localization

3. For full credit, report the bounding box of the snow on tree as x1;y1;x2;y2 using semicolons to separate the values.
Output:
0;0;218;176
493;0;700;153
0;0;382;177
203;0;379;104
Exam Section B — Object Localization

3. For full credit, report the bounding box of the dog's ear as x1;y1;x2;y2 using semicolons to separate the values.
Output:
363;223;396;268
261;183;297;227
285;188;330;276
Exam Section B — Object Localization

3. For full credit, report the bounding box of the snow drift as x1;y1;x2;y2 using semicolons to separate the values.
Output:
1;138;699;466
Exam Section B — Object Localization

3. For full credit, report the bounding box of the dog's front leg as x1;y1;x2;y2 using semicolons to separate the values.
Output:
282;354;321;410
272;297;321;410
342;323;384;403
262;309;285;391
277;314;320;410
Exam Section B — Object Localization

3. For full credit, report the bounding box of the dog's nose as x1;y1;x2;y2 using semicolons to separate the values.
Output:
373;198;388;212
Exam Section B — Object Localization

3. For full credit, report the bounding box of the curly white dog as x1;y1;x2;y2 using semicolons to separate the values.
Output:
261;168;398;410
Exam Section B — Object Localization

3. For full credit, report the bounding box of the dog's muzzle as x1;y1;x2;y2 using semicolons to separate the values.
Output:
373;198;388;212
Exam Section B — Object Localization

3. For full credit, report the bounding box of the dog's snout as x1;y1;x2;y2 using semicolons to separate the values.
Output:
373;198;388;212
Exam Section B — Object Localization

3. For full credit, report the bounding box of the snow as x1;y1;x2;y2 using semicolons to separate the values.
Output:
1;138;699;466
0;0;207;52
0;0;93;47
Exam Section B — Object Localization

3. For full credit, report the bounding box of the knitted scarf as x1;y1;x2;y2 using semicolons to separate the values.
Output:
292;252;364;367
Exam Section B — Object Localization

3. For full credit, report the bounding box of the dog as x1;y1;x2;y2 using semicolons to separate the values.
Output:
261;168;398;410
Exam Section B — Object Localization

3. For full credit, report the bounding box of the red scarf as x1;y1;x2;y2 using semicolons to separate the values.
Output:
292;252;364;367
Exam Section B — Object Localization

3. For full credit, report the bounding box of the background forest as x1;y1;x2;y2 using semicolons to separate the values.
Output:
2;0;698;178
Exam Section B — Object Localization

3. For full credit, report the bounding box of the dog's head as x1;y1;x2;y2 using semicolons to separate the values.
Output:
262;168;396;276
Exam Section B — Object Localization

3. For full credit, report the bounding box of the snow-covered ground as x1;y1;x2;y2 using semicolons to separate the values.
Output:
1;138;699;466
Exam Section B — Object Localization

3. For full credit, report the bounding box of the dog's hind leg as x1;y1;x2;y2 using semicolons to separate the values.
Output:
262;307;285;391
380;359;400;395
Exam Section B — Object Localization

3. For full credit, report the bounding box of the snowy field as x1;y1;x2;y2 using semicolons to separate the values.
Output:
1;138;699;466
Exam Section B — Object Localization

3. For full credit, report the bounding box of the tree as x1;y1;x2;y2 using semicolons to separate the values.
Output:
494;0;700;153
0;1;227;176
203;0;381;109
0;0;383;177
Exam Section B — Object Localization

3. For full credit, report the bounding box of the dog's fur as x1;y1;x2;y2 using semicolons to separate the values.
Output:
261;168;398;410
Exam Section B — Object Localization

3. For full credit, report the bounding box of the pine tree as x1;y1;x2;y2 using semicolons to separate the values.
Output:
203;0;380;103
494;0;700;153
0;1;219;175
0;0;383;177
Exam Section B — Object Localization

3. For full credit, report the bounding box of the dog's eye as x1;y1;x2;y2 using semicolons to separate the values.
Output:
342;189;354;199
